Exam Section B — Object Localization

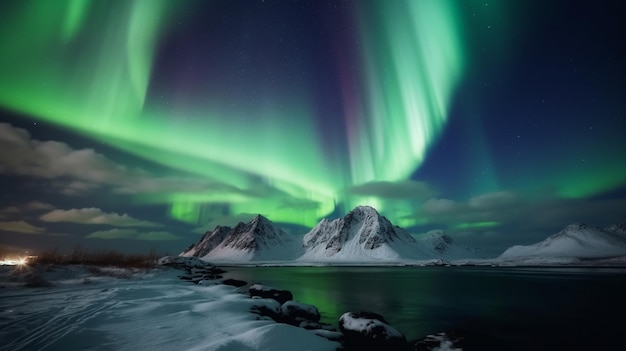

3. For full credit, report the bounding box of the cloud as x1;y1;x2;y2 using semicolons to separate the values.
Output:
0;123;126;189
0;123;222;195
0;220;45;234
0;201;56;219
411;190;626;256
348;180;437;200
420;198;460;215
418;190;626;238
40;208;161;227
467;191;519;209
420;191;523;225
86;228;180;241
2;201;56;212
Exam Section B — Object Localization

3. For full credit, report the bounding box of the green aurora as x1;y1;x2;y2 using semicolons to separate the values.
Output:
0;0;464;227
0;0;624;247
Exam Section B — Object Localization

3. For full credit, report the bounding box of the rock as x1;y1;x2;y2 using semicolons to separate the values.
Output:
339;311;408;351
222;278;247;287
250;298;281;321
280;300;321;325
249;283;293;304
158;256;227;284
157;256;215;270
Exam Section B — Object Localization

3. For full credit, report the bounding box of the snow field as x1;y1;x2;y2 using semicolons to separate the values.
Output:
0;266;339;351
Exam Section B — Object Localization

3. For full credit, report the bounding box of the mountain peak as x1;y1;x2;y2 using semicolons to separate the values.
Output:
249;214;264;225
563;223;594;231
181;215;298;261
300;205;427;260
251;213;268;221
350;205;379;214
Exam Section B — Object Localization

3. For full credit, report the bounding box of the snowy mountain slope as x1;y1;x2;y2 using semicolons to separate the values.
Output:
299;206;436;261
416;230;481;260
185;215;302;262
500;223;626;259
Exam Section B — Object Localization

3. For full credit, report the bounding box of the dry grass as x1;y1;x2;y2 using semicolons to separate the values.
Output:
29;246;165;268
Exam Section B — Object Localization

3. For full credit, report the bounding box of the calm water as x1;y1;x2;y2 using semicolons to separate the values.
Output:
224;266;626;348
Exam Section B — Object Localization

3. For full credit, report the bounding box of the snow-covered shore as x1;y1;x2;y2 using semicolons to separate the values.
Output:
0;262;339;351
4;257;623;351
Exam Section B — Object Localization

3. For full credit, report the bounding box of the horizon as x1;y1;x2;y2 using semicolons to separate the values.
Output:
1;0;625;256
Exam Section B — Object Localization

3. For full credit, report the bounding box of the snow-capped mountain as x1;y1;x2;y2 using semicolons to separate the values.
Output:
299;206;435;261
181;206;484;263
500;223;626;259
183;215;300;262
416;230;481;260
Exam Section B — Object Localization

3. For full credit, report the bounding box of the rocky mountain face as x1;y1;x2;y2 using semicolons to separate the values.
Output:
217;215;292;251
300;206;435;261
182;225;231;258
303;205;417;254
181;215;298;261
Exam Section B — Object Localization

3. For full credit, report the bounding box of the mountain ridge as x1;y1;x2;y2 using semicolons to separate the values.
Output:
181;206;474;262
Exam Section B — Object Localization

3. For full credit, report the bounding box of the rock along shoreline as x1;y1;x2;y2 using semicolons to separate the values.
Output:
158;256;502;351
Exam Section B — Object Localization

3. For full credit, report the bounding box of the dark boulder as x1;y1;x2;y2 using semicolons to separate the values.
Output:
249;283;293;304
250;299;281;321
158;256;227;284
339;311;409;351
280;300;321;325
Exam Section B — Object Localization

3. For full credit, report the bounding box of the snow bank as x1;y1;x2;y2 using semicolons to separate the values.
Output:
0;265;339;351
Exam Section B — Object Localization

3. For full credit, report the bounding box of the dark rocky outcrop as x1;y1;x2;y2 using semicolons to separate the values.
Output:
157;256;225;284
250;299;281;321
339;311;409;351
248;283;293;304
280;300;321;326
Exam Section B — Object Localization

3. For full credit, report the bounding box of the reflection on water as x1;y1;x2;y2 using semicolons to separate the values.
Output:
224;266;626;344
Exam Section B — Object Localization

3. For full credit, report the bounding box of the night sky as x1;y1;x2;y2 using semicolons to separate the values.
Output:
0;0;624;256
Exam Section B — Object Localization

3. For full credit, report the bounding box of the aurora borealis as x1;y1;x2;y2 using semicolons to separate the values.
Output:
1;0;625;255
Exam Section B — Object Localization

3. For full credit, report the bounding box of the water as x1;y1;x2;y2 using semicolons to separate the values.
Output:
224;266;626;349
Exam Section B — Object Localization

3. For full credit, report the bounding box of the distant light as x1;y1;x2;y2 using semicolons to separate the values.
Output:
0;256;30;266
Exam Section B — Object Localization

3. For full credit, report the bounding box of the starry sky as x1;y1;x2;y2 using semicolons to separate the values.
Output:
0;0;624;256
